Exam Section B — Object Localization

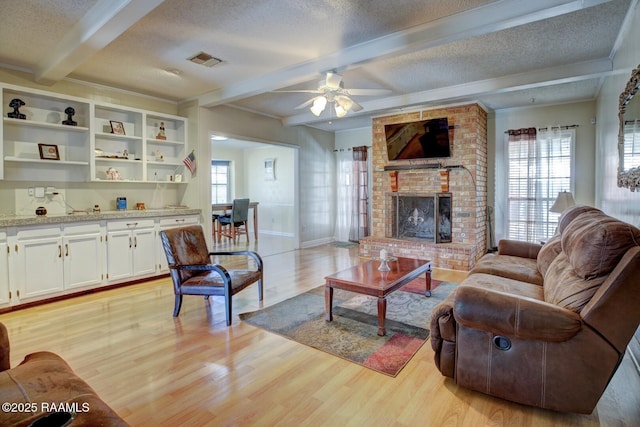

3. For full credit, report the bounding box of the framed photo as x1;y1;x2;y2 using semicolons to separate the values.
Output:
264;158;275;181
110;120;126;135
38;143;60;161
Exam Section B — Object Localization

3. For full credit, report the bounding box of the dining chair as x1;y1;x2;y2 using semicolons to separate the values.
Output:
160;225;263;325
217;198;250;243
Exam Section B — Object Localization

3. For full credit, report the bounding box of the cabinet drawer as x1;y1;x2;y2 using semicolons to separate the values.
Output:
63;222;102;235
16;225;61;240
107;219;155;231
159;216;199;228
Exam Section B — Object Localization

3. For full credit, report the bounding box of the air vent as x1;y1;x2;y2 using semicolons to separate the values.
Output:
188;52;223;67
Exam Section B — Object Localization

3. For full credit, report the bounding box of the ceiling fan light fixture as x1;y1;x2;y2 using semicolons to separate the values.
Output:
335;95;353;112
334;104;347;117
310;96;327;116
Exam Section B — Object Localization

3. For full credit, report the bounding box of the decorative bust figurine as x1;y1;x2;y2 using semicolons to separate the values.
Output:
156;121;166;140
8;98;26;119
62;107;77;126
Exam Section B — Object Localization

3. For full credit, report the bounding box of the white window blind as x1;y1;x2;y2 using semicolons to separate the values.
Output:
623;120;640;170
507;128;574;242
211;160;230;203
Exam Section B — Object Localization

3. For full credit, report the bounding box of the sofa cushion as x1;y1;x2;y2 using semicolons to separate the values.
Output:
557;205;602;234
562;211;640;280
537;234;563;277
460;273;545;301
543;253;607;312
470;254;543;285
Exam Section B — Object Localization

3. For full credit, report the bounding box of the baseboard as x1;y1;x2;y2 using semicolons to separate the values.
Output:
301;237;334;248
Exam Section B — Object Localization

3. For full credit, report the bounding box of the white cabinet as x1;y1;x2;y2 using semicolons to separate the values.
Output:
63;223;103;289
156;215;199;273
106;219;156;282
2;85;90;181
0;230;9;306
12;226;65;300
11;223;104;301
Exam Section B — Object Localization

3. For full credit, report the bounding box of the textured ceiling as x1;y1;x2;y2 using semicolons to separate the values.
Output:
0;0;636;132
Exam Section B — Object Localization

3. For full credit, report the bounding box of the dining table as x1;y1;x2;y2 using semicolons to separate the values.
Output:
212;201;259;241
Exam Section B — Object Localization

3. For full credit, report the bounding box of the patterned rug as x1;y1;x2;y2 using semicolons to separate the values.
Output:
239;281;457;376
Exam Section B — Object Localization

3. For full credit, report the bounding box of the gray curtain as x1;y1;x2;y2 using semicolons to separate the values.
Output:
348;146;370;242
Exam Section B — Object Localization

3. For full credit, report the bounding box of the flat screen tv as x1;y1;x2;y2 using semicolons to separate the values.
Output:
384;117;450;160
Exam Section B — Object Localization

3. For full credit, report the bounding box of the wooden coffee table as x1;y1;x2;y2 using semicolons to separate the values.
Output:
324;257;432;336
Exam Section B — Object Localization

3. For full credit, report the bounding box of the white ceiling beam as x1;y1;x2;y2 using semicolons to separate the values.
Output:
198;0;613;108
282;58;615;126
35;0;166;85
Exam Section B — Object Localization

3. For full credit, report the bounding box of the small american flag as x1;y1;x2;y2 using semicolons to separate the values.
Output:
183;151;196;174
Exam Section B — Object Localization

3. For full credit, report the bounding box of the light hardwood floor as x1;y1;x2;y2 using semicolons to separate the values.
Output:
1;236;639;426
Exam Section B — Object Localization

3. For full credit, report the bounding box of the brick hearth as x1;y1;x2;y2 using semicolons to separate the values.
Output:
360;103;488;271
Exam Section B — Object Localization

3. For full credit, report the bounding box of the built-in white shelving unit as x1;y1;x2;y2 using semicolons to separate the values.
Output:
1;83;188;183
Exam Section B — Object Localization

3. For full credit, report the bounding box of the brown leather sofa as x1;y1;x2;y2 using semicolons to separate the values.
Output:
430;205;640;414
0;322;128;426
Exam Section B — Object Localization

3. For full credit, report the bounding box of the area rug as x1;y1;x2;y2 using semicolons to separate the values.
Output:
239;281;457;376
328;241;359;249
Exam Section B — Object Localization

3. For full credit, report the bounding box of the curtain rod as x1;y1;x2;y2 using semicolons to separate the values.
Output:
333;145;371;152
504;124;579;133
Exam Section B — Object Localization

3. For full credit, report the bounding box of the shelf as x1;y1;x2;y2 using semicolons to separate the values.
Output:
147;160;182;166
4;156;88;166
95;131;142;141
4;118;89;132
95;157;142;163
146;138;183;145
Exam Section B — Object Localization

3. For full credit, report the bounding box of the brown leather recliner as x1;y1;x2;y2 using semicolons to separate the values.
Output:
0;322;128;426
430;206;640;414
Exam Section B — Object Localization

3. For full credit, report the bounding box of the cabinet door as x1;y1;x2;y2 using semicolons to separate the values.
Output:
14;235;64;299
106;230;133;282
63;232;103;289
0;235;9;306
132;228;156;276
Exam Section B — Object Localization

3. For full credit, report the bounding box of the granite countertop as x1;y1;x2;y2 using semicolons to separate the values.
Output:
0;208;201;227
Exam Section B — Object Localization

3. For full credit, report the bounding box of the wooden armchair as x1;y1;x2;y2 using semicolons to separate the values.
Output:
160;225;263;325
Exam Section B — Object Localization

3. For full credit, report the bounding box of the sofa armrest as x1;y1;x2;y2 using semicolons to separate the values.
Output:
454;286;582;342
498;239;543;259
0;323;10;371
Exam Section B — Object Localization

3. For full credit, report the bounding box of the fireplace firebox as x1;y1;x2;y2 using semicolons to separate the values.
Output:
388;193;451;243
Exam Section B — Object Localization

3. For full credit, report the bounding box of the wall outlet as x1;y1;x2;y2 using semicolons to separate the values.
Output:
34;187;45;198
28;188;34;197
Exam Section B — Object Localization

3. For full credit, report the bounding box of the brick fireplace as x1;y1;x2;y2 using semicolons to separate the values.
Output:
359;103;488;271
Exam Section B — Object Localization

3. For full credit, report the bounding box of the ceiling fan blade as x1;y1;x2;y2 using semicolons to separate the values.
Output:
294;96;322;110
325;72;342;90
350;99;364;112
346;88;392;96
271;89;322;93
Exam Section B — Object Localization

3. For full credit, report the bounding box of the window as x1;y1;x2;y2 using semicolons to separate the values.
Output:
211;160;230;203
623;120;640;170
506;128;574;242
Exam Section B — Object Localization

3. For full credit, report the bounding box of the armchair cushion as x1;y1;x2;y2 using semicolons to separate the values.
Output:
469;254;542;285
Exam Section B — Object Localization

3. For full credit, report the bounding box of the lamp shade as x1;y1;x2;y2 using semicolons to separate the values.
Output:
550;191;575;213
310;96;327;116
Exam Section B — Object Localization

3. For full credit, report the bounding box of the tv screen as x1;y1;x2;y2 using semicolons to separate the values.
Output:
384;118;450;160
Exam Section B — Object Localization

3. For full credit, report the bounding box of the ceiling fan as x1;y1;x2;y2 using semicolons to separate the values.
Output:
273;72;391;117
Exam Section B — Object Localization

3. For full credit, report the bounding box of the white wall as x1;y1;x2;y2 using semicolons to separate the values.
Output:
195;105;334;246
491;101;597;241
245;145;295;236
596;1;640;224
